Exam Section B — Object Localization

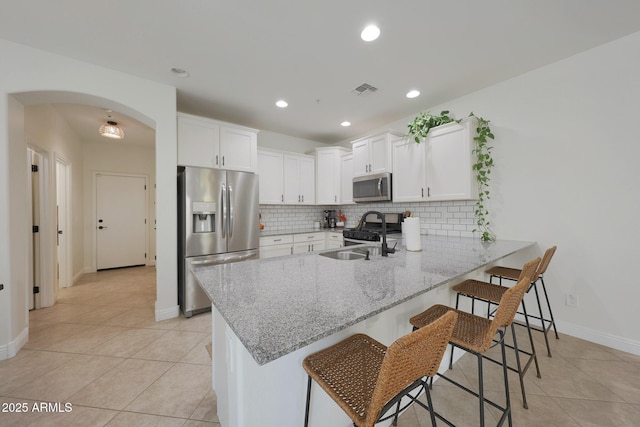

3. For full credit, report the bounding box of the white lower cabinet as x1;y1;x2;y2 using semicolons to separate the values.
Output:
292;232;325;254
259;235;293;259
326;232;344;249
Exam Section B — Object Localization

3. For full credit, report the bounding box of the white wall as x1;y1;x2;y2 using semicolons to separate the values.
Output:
258;130;329;154
340;32;640;352
83;142;156;272
0;39;177;359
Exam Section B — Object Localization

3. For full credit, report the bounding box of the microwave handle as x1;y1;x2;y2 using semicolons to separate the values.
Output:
378;178;382;196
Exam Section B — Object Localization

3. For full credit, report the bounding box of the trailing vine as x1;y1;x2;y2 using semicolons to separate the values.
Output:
406;110;496;241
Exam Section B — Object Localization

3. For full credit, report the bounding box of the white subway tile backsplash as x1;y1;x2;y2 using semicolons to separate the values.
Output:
259;199;481;237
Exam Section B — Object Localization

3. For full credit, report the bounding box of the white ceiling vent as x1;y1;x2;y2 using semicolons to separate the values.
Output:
351;83;378;97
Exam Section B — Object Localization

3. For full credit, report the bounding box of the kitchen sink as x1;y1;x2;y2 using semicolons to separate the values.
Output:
319;246;380;260
319;250;366;260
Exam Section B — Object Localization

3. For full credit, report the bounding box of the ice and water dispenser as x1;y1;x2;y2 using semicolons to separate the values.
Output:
192;201;216;233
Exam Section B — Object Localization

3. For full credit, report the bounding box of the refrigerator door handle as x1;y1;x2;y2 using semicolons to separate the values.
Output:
228;184;234;238
189;251;258;267
221;183;227;238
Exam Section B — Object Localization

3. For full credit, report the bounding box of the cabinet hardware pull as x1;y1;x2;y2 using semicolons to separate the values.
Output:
274;239;282;242
216;155;219;165
422;188;424;198
428;187;430;197
281;194;283;202
302;195;304;202
222;156;225;166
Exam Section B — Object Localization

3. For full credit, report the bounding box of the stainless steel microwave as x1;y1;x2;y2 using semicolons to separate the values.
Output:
353;172;392;203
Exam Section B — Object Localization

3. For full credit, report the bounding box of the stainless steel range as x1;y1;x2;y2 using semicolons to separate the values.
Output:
342;212;403;246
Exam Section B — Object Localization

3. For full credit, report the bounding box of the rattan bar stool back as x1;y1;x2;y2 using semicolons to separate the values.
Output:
409;276;533;427
486;246;559;356
303;310;457;427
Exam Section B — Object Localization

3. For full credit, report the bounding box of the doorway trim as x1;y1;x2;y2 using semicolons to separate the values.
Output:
55;154;72;289
92;171;150;272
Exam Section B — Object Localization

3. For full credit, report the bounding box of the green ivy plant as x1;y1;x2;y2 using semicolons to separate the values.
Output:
406;110;496;241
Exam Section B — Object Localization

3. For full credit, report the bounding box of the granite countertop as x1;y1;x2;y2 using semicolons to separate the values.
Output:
259;227;345;237
192;235;533;366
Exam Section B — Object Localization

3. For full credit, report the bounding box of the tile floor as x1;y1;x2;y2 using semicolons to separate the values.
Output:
1;266;639;426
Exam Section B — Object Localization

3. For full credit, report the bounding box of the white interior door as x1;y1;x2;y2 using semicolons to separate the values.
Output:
96;174;147;270
55;159;70;288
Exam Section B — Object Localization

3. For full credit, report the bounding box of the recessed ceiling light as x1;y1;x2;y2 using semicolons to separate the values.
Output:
406;90;420;98
361;25;380;42
170;67;190;78
341;121;351;127
276;100;288;108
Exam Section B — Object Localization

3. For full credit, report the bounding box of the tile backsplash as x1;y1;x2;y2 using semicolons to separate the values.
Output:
259;200;479;238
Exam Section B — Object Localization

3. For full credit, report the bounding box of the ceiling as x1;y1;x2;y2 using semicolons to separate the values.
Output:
3;0;640;145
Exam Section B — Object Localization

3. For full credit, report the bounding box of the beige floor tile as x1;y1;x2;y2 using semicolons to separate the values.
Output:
132;330;208;362
0;397;44;426
23;322;95;350
567;357;640;404
10;354;124;402
532;355;626;402
180;335;214;365
554;397;640;426
71;305;133;324
182;420;221;427
27;303;97;323
427;382;500;426
102;307;157;328
105;411;186;426
44;325;129;353
485;390;580;426
190;389;219;422
26;405;118;427
87;328;167;358
175;312;212;333
69;358;174;410
0;351;78;395
125;363;212;418
540;332;625;361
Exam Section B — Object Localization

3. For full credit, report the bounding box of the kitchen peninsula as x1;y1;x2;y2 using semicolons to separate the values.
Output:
192;235;533;427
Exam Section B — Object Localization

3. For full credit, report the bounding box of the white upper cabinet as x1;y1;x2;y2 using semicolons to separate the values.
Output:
178;113;258;172
392;136;427;202
340;153;354;204
284;153;315;204
315;147;350;205
257;149;284;204
392;116;478;202
351;131;400;177
426;117;477;201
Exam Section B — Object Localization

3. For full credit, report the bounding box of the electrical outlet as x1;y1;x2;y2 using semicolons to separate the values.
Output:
566;293;579;307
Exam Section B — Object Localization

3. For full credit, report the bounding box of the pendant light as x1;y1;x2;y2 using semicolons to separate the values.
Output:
99;111;125;139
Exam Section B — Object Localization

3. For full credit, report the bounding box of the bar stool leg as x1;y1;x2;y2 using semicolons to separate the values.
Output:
498;330;513;427
477;352;485;427
521;300;541;379
304;376;312;427
531;281;552;357
424;383;438;427
540;277;560;339
510;323;528;410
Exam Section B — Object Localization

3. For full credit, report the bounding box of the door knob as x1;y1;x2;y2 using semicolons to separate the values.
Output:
98;226;108;230
58;230;63;235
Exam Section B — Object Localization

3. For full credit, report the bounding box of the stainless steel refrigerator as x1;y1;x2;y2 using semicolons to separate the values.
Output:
178;166;259;317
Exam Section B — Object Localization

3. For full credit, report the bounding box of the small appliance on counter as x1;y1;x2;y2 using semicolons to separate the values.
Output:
322;209;337;228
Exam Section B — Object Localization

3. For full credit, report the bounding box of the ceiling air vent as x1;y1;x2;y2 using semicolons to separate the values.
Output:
351;83;378;97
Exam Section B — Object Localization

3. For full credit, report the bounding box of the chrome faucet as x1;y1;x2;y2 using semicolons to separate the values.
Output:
358;211;396;257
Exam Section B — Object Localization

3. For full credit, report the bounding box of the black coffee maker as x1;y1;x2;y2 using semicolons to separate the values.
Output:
323;210;337;228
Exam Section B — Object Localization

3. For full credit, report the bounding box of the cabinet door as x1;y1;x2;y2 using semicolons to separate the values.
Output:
340;154;354;204
258;150;284;204
283;154;301;204
177;116;220;168
260;244;292;259
392;137;427;202
316;150;339;204
220;127;257;172
352;139;370;177
368;134;391;174
427;120;475;200
299;156;315;204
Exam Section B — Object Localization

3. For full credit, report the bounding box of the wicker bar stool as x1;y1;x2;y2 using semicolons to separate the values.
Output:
486;246;559;357
409;276;533;427
303;310;457;427
450;257;541;409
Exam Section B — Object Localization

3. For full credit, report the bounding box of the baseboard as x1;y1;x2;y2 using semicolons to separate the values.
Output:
155;304;180;322
0;327;29;361
557;320;640;356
